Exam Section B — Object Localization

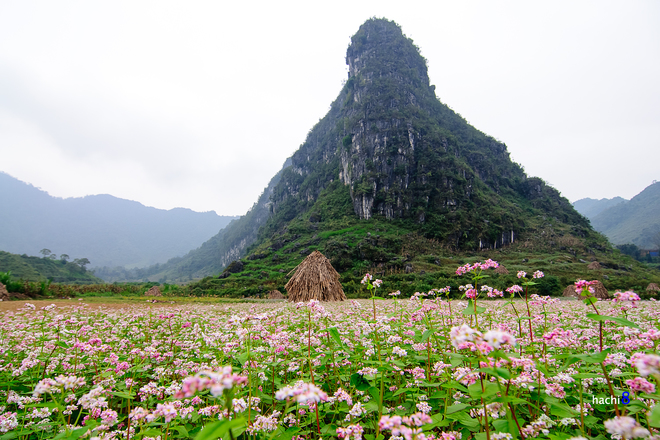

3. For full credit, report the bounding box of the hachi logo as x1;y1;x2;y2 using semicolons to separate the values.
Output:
592;392;631;405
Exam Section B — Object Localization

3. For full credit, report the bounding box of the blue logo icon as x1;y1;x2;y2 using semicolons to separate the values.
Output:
622;391;630;405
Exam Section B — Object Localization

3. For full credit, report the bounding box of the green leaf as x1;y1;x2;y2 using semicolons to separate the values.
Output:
478;367;511;380
446;403;469;414
582;296;598;306
573;348;611;364
492;419;511;434
650;404;660;428
462;300;486;315
585;314;640;329
236;352;249;366
195;418;246;440
350;372;371;391
175;425;190;437
421;329;434;342
328;327;344;347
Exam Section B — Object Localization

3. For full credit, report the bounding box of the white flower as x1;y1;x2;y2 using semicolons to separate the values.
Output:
604;416;650;439
449;324;482;348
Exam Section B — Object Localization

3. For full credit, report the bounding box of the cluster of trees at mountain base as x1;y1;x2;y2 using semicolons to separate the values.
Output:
617;236;660;269
38;249;91;269
0;250;101;283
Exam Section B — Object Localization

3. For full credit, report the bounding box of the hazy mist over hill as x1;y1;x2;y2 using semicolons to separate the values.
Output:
0;172;237;269
574;182;660;249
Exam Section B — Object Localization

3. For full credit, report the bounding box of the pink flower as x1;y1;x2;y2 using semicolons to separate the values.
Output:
175;366;247;398
633;353;660;377
0;412;18;434
456;260;498;275
614;290;641;302
483;330;516;349
465;289;477;299
154;403;177;423
517;271;527;279
506;285;523;295
545;383;566;399
604;416;650;439
361;273;372;284
533;270;544;279
337;424;364;440
574;279;598;295
275;382;328;404
626;377;655;394
450;324;482;349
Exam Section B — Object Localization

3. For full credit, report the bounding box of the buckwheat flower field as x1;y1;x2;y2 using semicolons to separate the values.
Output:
2;270;660;439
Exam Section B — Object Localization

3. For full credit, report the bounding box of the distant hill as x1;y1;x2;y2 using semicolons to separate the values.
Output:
0;250;103;283
0;172;237;270
582;182;660;249
573;196;628;219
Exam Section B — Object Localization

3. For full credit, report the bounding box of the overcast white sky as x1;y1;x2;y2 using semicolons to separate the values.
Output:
1;1;658;216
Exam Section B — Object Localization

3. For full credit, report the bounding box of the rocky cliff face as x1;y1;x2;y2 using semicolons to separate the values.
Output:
267;18;585;250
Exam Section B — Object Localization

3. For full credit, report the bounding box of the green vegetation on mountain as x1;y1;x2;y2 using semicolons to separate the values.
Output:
0;250;102;284
124;18;659;293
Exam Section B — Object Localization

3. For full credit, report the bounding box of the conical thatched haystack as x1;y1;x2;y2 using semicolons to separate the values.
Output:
267;290;284;299
647;283;659;295
0;282;9;301
587;261;601;270
562;285;578;298
285;250;346;302
494;265;509;275
144;286;162;297
562;281;609;299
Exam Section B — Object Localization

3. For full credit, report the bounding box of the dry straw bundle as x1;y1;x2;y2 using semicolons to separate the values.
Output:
494;265;509;275
587;261;601;270
285;250;346;302
647;283;659;295
144;286;162;297
267;290;284;299
562;281;609;299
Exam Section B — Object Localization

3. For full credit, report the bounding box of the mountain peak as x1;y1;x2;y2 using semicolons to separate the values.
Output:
346;18;429;88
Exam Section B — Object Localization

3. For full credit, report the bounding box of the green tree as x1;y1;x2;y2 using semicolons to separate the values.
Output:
39;249;51;258
617;243;641;260
74;258;91;270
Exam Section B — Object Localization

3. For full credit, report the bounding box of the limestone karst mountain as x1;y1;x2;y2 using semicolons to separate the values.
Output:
132;18;600;282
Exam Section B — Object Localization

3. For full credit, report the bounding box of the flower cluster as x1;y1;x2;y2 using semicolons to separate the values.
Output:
614;290;641;303
575;279;598;295
455;259;499;276
450;324;516;351
379;413;432;440
604;416;650;439
361;273;382;288
175;367;247;398
275;382;328;404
